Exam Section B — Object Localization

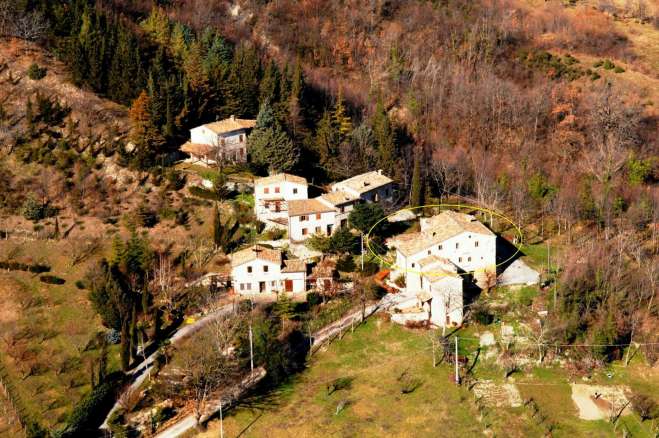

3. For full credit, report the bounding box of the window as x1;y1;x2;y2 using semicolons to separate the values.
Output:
264;187;269;194
300;215;308;221
438;244;443;250
315;226;321;234
293;188;298;194
263;265;269;272
475;241;479;247
458;257;462;263
246;283;251;290
240;284;244;291
411;263;415;268
455;242;459;249
247;266;252;273
316;213;321;219
302;228;308;235
275;186;280;193
239;134;244;142
467;257;471;262
340;206;345;213
428;250;431;255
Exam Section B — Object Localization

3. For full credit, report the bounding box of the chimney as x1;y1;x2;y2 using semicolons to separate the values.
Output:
230;115;235;121
377;169;383;175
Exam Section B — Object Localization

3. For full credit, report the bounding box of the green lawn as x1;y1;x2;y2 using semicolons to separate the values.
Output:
202;320;531;437
198;319;658;438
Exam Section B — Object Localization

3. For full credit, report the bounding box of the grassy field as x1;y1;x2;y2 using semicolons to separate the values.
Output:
0;238;119;431
198;319;657;438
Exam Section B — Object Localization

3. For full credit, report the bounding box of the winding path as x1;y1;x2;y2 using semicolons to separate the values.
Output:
100;302;236;430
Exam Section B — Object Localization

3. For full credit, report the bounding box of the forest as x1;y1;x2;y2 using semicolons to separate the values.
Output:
0;0;657;435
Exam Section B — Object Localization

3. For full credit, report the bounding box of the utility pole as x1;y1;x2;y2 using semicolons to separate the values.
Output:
249;323;254;376
454;336;459;384
361;232;364;271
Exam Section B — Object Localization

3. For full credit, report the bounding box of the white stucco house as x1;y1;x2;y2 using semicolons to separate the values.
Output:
389;211;497;291
181;115;256;165
317;190;358;229
254;173;308;226
330;169;394;203
390;256;464;327
230;245;308;294
287;199;337;242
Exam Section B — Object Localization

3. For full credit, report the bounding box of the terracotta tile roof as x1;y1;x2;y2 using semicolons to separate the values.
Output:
288;198;336;217
255;173;307;186
331;170;393;195
231;245;281;267
180;142;213;155
320;190;358;206
391;211;494;256
281;259;307;273
421;211;495;237
203;116;256;135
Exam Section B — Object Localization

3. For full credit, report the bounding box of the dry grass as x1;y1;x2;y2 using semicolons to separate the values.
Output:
0;238;117;430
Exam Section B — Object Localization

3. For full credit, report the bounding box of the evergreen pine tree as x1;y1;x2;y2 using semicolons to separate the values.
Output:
128;90;166;168
248;127;300;174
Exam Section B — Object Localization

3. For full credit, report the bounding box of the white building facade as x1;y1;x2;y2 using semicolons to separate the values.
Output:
287;199;337;242
231;245;307;294
254;174;308;224
181;116;256;165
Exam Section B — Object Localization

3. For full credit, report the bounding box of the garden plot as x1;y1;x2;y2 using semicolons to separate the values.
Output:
570;384;631;421
472;380;523;408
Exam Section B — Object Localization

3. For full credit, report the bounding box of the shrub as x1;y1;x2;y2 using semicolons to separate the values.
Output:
593;60;603;68
603;59;615;70
364;280;386;300
264;227;286;240
516;286;538;307
360;261;380;276
27;63;47;80
394;274;406;288
631;393;659;421
306;292;322;307
40;275;66;285
336;255;356;272
188;185;220;201
613;66;625;73
75;280;86;289
175;209;189;226
590;72;601;80
470;302;494;325
0;261;50;273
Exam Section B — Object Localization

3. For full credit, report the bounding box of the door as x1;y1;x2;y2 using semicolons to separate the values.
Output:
327;224;333;235
285;280;293;292
259;281;266;293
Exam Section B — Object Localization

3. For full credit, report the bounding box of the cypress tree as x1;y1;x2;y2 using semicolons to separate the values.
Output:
371;94;397;176
409;150;424;208
212;203;223;248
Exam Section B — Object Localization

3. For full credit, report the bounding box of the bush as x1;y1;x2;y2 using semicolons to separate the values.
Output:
470;302;494;325
516;286;538;307
631;393;659;421
364;280;386;300
394;274;406;288
613;66;625;73
175;209;189;226
306;291;322;307
188;185;220;201
75;280;86;289
0;261;50;273
603;59;615;70
40;275;65;285
360;261;380;276
27;63;47;80
336;255;356;272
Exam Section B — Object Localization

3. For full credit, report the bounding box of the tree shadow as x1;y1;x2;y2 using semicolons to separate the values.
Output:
496;236;525;275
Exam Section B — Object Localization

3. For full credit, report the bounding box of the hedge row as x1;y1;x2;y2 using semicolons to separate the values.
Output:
188;185;220;201
0;261;50;273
